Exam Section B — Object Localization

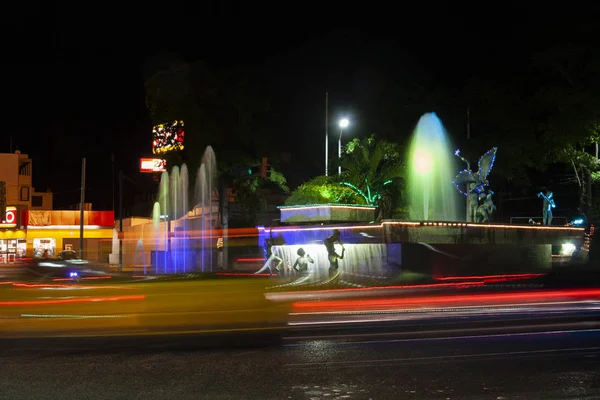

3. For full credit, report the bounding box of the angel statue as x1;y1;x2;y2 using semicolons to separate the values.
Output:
476;190;496;223
452;147;498;222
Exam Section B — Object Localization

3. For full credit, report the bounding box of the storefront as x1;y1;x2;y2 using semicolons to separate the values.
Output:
0;206;27;263
26;210;115;261
0;238;27;262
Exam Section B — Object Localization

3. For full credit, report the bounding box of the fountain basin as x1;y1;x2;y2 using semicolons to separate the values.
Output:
384;221;583;246
259;221;587;279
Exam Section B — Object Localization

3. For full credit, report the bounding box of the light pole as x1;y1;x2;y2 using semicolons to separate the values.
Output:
338;118;349;176
325;91;329;176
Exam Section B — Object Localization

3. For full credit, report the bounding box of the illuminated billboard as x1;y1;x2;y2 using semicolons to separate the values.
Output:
0;206;17;228
140;158;167;173
152;120;185;154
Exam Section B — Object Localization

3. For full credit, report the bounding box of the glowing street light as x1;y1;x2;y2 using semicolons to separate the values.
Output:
338;118;349;175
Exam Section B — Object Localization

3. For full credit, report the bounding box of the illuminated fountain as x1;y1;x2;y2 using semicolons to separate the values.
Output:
135;239;147;276
407;112;460;221
180;164;189;272
149;146;218;273
253;112;586;285
270;242;389;284
156;170;170;272
256;224;395;286
170;166;181;271
193;146;217;272
151;202;161;274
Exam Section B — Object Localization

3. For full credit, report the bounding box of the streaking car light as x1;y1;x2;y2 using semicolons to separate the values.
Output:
39;262;65;268
67;260;89;264
69;272;78;277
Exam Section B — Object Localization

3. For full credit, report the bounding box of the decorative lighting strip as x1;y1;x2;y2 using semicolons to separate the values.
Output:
278;204;377;211
418;221;582;231
259;220;582;233
258;220;420;233
464;223;583;231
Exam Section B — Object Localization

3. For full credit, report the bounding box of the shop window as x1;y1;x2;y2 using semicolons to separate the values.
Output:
33;238;56;258
0;239;25;263
17;239;26;258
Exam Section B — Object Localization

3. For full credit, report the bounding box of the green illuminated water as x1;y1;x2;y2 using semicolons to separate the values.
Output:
407;113;459;221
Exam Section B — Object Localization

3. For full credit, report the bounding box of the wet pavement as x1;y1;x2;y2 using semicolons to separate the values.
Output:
1;327;599;399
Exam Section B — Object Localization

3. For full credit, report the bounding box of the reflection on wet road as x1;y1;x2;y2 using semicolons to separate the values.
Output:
1;329;599;399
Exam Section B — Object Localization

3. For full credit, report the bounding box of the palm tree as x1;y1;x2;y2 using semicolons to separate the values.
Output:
337;135;405;219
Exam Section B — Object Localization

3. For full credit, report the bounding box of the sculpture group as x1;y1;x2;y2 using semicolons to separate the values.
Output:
453;147;498;223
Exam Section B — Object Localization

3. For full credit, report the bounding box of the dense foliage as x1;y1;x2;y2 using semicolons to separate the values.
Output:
285;135;406;220
284;176;361;206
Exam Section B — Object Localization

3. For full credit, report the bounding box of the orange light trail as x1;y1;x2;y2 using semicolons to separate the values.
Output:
0;294;146;307
13;282;72;288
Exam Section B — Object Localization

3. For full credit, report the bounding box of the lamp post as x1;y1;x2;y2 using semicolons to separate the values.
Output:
325;91;329;176
79;158;86;259
338;118;349;176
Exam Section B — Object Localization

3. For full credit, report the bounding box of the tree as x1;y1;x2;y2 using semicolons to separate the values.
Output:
143;53;287;225
462;68;542;187
283;136;406;219
143;54;272;179
229;165;289;227
284;176;360;206
338;134;405;220
528;26;600;217
460;24;600;176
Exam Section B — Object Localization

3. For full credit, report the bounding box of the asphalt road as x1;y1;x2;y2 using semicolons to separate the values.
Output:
1;325;599;399
2;269;600;399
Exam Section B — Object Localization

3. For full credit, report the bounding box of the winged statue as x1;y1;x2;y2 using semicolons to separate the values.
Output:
453;147;498;222
452;147;498;196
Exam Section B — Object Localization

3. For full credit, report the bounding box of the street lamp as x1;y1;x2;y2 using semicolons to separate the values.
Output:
338;118;349;175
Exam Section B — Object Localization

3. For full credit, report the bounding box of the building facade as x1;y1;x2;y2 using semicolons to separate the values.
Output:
0;151;114;263
0;150;53;210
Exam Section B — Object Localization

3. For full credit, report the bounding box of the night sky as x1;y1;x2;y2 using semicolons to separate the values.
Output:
5;7;594;213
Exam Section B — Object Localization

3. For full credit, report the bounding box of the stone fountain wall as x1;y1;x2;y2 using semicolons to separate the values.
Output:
264;215;586;278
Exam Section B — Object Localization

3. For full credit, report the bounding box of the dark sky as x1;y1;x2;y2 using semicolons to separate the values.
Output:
4;6;590;211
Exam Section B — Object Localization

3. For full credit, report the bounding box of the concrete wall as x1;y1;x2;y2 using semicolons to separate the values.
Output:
0;153;21;206
30;190;53;210
400;243;552;277
0;152;34;209
264;221;586;278
383;222;585;246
